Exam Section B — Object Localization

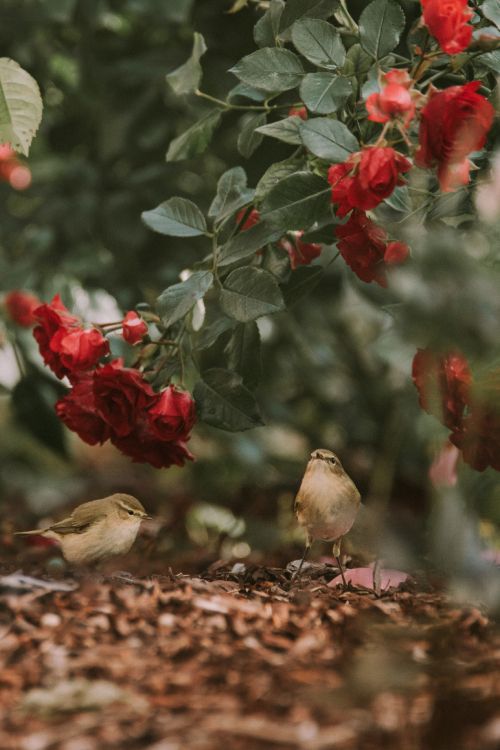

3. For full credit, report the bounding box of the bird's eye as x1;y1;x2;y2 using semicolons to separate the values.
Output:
128;510;134;515
329;457;336;464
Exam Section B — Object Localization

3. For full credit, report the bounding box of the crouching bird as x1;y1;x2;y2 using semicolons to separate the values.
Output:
293;449;361;584
15;493;152;565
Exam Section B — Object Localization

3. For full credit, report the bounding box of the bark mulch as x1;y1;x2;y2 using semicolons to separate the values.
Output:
0;563;499;750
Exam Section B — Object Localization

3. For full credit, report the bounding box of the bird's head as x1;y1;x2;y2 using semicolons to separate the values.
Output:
308;448;345;476
111;494;153;521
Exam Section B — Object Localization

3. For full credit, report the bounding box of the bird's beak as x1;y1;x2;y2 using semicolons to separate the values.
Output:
141;513;154;521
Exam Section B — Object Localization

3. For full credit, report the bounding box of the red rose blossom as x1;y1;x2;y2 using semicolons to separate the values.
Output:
93;359;157;438
328;147;412;217
4;290;40;327
50;326;109;374
416;82;494;192
148;385;196;441
384;241;410;265
55;375;111;446
122;311;148;345
288;105;308;120
412;348;472;431
111;430;194;469
279;232;322;270
33;295;81;378
421;0;473;55
366;69;415;127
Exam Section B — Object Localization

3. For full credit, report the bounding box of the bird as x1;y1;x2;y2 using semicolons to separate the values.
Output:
292;449;361;584
15;493;152;565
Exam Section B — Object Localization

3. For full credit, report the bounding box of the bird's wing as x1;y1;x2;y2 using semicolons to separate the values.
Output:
48;505;106;536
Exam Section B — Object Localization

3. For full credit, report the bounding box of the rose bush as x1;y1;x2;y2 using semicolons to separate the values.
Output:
1;0;499;482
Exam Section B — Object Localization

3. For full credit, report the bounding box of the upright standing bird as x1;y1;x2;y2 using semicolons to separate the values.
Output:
15;493;151;565
293;449;361;583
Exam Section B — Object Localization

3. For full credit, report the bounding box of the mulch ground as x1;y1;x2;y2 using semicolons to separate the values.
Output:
1;562;499;750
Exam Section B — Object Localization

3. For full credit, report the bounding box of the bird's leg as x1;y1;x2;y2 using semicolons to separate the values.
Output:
290;543;311;584
332;539;348;587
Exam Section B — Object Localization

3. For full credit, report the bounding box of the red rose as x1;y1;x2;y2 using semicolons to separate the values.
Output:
421;0;472;55
33;295;81;378
335;211;389;286
55;375;111;446
4;290;40;327
50;327;109;374
416;82;494;192
412;348;472;430
366;69;415;127
236;208;260;231
148;385;196;441
288;105;308;120
93;359;156;438
384;241;410;265
122;311;148;345
279;232;322;270
111;430;194;469
328;147;412;217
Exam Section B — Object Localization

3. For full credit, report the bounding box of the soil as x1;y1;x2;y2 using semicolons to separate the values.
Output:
1;557;499;750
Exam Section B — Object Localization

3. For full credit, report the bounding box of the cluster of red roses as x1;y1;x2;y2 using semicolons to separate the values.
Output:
4;292;196;469
0;144;32;191
412;349;500;472
237;208;323;270
323;0;495;288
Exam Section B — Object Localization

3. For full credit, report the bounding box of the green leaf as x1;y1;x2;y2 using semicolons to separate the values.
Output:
279;0;337;36
194;313;236;350
208;167;254;221
220;267;285;322
482;0;500;28
291;18;345;69
227;83;268;102
194;368;264;431
300;74;352;114
237;112;266;158
479;50;500;74
166;32;207;95
359;0;405;60
254;0;285;47
142;197;207;237
157;271;213;328
342;43;372;79
229;48;304;93
255;115;303;145
282;265;323;306
383;185;410;213
13;375;66;456
224;322;262;388
299;118;358;161
255;157;304;201
0;58;43;156
220;171;330;266
166;109;222;162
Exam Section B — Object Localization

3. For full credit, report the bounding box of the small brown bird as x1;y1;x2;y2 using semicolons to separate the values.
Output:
293;449;361;583
15;493;151;565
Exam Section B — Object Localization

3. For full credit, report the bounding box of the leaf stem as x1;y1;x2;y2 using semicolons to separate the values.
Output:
195;89;291;113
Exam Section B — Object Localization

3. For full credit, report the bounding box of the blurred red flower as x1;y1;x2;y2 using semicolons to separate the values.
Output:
288;105;308;120
412;348;472;430
122;311;148;345
416;82;494;192
93;359;156;438
328;147;412;217
421;0;472;55
279;232;322;270
335;211;409;286
4;290;40;327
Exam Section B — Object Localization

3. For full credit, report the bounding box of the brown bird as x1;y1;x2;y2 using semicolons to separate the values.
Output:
293;449;361;583
15;493;151;565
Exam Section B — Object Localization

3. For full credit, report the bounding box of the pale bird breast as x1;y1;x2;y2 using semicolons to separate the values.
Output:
296;469;360;542
57;518;142;565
